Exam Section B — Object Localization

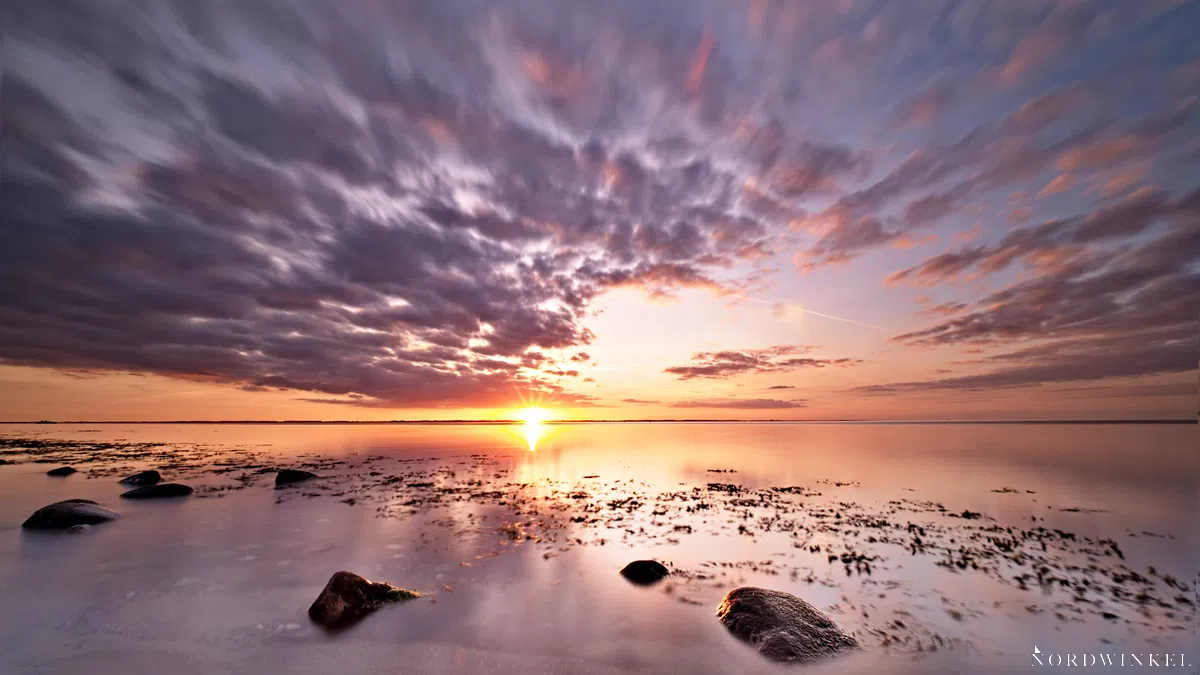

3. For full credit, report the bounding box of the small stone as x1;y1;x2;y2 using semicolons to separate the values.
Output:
275;469;318;488
620;560;670;585
120;483;194;499
716;587;859;663
22;499;120;530
46;466;77;477
307;571;420;629
119;470;162;486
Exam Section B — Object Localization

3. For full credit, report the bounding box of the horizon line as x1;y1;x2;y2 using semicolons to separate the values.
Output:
1;418;1194;425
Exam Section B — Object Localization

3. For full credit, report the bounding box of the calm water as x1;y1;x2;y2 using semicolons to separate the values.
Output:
0;423;1195;674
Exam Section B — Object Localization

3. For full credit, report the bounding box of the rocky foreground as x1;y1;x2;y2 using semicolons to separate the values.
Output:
2;433;1194;659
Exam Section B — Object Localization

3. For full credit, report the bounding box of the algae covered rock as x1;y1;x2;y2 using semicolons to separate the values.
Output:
275;469;317;488
22;499;120;530
716;587;859;663
620;559;670;585
120;483;194;499
308;571;420;629
119;470;162;486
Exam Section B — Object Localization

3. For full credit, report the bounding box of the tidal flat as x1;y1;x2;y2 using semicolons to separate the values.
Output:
0;422;1195;674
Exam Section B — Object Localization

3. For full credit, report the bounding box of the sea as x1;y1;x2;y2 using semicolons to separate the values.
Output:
0;422;1195;674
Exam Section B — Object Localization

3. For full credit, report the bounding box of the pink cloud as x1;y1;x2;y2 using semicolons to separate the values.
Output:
1038;174;1076;197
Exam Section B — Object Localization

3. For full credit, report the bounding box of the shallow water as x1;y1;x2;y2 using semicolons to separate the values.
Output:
0;422;1196;674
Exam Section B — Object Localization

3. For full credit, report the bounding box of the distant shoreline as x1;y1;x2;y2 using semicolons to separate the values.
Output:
1;419;1194;425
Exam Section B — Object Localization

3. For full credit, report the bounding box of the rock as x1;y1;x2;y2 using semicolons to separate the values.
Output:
308;571;420;629
0;459;12;465
65;524;93;535
22;499;120;530
620;560;670;585
119;470;162;486
715;587;859;663
46;466;77;477
120;483;194;499
275;469;318;488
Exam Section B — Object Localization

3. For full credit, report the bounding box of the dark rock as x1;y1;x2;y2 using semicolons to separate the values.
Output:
276;469;318;487
307;571;420;629
22;499;120;530
620;559;670;585
119;470;162;486
0;459;12;465
120;483;194;499
46;466;77;477
65;524;93;535
716;587;859;663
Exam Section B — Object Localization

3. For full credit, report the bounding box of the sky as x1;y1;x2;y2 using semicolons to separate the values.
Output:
2;0;1197;422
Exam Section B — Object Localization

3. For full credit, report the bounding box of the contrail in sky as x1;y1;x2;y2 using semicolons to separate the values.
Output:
792;307;892;332
730;293;892;332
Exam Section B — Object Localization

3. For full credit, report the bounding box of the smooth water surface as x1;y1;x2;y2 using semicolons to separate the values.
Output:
0;423;1195;674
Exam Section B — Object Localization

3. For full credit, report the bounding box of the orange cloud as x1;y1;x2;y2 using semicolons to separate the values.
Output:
687;32;715;95
1038;174;1076;197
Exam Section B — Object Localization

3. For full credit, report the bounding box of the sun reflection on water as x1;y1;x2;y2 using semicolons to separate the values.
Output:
521;419;546;451
511;407;553;451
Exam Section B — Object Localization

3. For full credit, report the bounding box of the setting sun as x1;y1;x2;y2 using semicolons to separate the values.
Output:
512;407;554;425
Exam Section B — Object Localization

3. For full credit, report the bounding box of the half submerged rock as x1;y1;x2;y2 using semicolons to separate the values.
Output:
120;483;194;499
46;466;77;477
275;469;317;488
22;499;120;530
119;470;162;486
620;559;670;585
716;587;859;664
308;571;420;629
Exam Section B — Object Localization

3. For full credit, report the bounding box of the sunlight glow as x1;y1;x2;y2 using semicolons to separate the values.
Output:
512;407;553;451
513;407;553;425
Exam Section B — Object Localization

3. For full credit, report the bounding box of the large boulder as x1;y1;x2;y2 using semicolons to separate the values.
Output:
716;587;859;663
120;483;194;499
308;571;420;629
22;499;120;530
620;560;670;585
275;469;317;488
46;466;77;477
119;470;162;486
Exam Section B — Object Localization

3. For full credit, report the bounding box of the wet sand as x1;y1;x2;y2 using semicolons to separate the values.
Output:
0;423;1195;673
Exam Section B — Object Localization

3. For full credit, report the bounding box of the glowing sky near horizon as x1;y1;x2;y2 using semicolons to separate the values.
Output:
1;0;1197;421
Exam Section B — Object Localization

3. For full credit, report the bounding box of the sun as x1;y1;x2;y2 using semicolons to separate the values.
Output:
510;407;554;451
513;407;554;425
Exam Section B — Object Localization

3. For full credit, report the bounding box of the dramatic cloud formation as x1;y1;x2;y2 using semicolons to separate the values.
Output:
6;1;804;408
861;189;1199;393
664;346;860;381
668;398;806;410
2;1;1197;417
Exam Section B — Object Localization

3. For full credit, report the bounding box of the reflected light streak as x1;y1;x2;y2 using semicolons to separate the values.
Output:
511;407;554;451
521;419;547;451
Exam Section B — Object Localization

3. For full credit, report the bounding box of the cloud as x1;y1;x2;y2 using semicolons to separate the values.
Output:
3;1;1196;414
667;398;807;409
8;1;864;408
664;345;860;380
862;190;1199;393
796;76;1196;274
766;385;795;390
1051;382;1198;399
621;398;660;404
1038;174;1077;197
885;188;1185;286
